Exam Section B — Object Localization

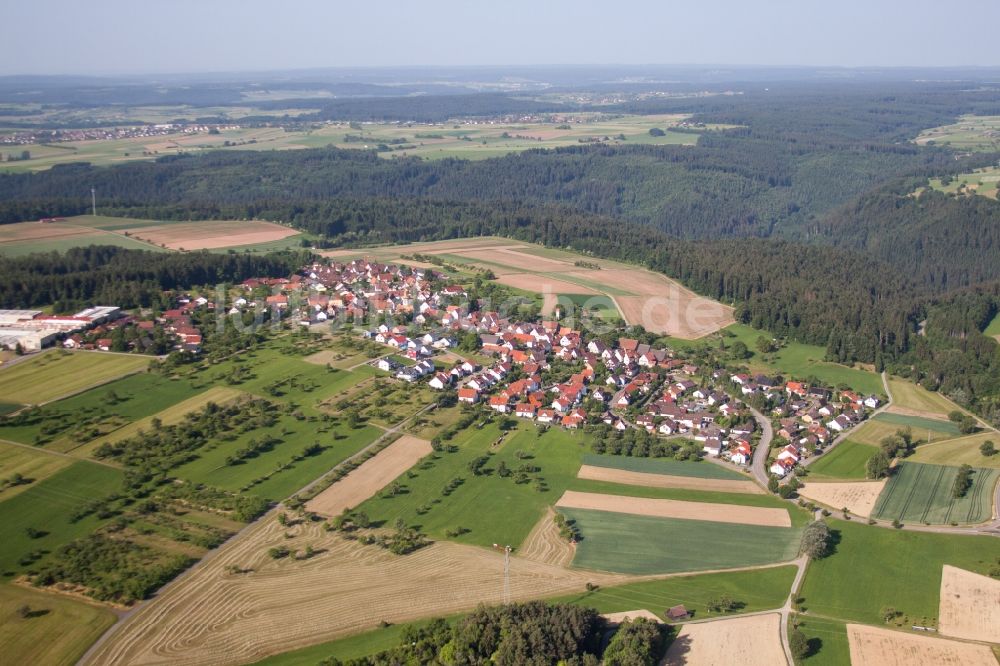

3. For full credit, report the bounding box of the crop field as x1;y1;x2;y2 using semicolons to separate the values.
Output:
576;464;763;494
805;440;877;479
323;237;733;339
870;462;997;525
886;378;965;417
122;219;300;251
846;623;997;666
555;490;791;527
561;508;801;575
914;114;1000;152
0;441;74;499
938;565;1000;643
0;461;122;575
796;479;887;518
663;613;786;666
850;413;959;446
0;351;151;405
799;519;1000;626
909;432;1000;468
0;219;162;256
83;517;634;666
0;583;117;666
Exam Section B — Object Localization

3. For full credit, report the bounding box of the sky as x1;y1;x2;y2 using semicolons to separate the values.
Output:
5;0;1000;75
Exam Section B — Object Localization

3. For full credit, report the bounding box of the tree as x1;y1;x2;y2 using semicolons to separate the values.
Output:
603;617;664;666
866;450;890;479
959;415;977;434
755;336;775;354
789;627;810;659
730;341;750;360
800;520;832;559
767;475;780;493
648;128;665;137
981;440;996;457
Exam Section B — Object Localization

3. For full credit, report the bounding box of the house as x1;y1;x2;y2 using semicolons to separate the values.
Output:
702;438;722;456
376;357;400;372
770;458;796;477
428;372;452;390
863;395;881;409
489;395;510;413
537;409;557;424
667;605;690;621
827;415;853;432
515;403;536;418
457;388;479;404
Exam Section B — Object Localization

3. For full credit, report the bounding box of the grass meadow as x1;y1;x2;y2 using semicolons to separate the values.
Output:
807;440;876;480
0;441;74;499
791;615;850;666
581;453;745;479
0;583;117;666
886;378;965;417
799;518;1000;626
561;508;802;575
909;432;1000;468
871;462;997;525
0;351;150;405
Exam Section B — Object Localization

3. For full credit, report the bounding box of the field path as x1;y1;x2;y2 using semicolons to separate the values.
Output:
0;437;119;470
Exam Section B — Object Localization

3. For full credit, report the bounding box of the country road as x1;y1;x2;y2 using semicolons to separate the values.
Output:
750;406;773;487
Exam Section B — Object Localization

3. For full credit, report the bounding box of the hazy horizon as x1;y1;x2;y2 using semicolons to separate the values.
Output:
5;0;1000;76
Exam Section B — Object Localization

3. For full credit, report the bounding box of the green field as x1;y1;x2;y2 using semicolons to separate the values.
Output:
581;454;745;479
718;324;884;395
915;114;1000;152
0;583;117;666
0;351;151;405
0;372;202;450
807;440;877;480
848;414;957;448
0;441;74;499
0;462;122;576
886;379;965;417
561;508;801;575
871;462;998;525
792;615;849;666
799;518;1000;626
925;165;1000;200
909;432;1000;468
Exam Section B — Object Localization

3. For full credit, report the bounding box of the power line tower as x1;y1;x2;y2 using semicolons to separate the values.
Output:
91;187;97;216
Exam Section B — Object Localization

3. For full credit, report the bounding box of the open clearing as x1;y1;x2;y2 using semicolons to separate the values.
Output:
663;613;785;666
555;490;791;527
84;517;633;666
0;351;150;405
518;507;575;567
327;237;733;339
871;462;997;525
306;435;433;517
123;220;300;250
797;479;887;518
914;114;1000;152
576;464;763;494
0;583;117;666
938;565;1000;643
846;623;997;666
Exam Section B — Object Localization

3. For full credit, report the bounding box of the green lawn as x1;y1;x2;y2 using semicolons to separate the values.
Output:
807;441;877;480
553;565;797;619
581;454;745;480
0;461;122;576
0;351;150;404
0;441;74;499
792;615;849;666
0;583;117;666
798;518;1000;625
871;462;998;525
561;508;802;575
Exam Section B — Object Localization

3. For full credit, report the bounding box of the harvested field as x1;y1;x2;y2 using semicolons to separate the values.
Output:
495;272;599;296
305;435;433;517
0;221;97;243
938;565;1000;643
846;623;997;666
614;294;734;339
519;508;575;567
84;518;632;666
124;220;299;250
797;479;887;518
554;490;790;527
576;464;763;494
602;609;660;624
663;613;785;666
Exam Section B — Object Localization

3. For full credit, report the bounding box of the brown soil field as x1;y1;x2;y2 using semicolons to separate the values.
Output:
664;613;785;666
614;294;735;339
452;247;573;272
797;479;887;518
885;406;952;421
518;508;575;567
123;220;299;250
85;518;632;666
577;464;763;495
554;490;791;527
0;221;101;242
305;435;433;517
846;623;997;666
495;273;600;295
603;609;661;624
938;565;1000;643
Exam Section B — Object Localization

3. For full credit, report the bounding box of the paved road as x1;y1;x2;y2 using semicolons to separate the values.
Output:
750;407;773;487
